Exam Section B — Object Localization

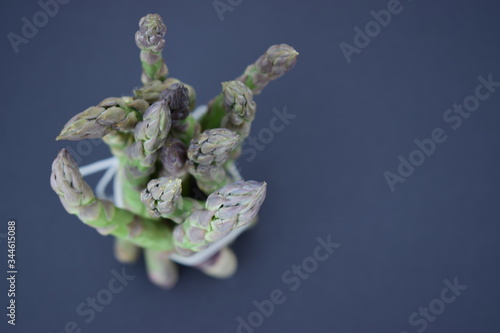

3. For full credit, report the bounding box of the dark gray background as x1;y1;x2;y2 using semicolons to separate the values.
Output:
1;0;499;332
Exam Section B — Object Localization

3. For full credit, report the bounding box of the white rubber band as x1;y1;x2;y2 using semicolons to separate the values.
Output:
113;167;125;209
191;104;208;121
80;157;117;177
95;158;119;200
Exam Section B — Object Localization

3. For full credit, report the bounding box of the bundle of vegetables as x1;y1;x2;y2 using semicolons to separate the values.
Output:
50;14;298;288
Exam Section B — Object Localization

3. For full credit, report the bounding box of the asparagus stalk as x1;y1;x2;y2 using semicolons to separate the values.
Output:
114;238;141;264
201;44;298;129
56;97;148;141
50;149;174;251
236;44;299;95
102;132;135;159
135;14;168;84
173;180;267;256
196;247;237;279
220;81;256;158
187;128;239;194
55;97;149;259
144;249;178;289
126;98;171;185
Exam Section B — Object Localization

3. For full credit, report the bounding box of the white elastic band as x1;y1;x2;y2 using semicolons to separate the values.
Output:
191;104;208;121
95;158;119;200
78;105;248;266
113;167;125;209
80;157;117;177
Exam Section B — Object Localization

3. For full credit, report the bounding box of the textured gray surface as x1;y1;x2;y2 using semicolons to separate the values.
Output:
1;0;499;332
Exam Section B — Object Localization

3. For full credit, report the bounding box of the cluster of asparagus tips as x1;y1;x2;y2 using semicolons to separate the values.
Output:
50;12;297;288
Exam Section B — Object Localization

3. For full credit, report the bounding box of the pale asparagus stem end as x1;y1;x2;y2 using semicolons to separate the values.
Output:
144;249;179;289
114;238;141;264
197;248;238;279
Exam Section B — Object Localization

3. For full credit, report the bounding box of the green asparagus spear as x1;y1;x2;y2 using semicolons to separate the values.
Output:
236;44;299;95
135;14;168;84
144;249;178;289
126;98;171;184
187;128;239;194
196;247;237;279
173;180;267;256
114;238;141;264
187;128;239;165
50;149;174;251
56;97;148;141
201;44;298;129
220;81;256;158
141;177;203;223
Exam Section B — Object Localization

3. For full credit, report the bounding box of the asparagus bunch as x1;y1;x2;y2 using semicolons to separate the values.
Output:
51;13;297;288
